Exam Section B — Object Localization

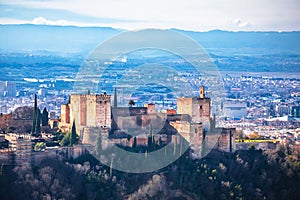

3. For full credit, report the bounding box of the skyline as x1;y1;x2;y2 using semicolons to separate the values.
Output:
0;0;300;32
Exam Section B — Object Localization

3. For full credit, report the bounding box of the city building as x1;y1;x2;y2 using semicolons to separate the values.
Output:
0;81;5;97
5;133;33;164
291;106;300;118
166;109;176;115
276;104;290;117
38;88;47;97
223;101;247;119
5;81;17;97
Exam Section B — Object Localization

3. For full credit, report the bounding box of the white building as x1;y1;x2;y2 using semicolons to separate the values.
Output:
223;101;247;119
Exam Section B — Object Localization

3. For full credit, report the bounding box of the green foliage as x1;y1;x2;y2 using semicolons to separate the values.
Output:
31;94;41;136
34;142;46;151
5;158;86;200
1;144;300;200
36;108;41;133
12;106;34;120
147;136;153;147
114;88;117;108
132;136;137;148
128;99;135;107
249;144;255;151
69;120;77;146
59;121;77;147
59;132;70;146
41;107;49;126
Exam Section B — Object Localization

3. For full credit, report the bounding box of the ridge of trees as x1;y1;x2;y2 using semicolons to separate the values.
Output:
1;144;299;200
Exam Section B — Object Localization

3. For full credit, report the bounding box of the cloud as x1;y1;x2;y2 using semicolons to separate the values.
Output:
1;0;300;31
32;16;68;26
231;18;251;28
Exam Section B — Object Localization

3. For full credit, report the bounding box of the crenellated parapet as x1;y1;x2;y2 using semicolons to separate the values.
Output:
96;94;111;104
60;93;112;136
177;86;211;131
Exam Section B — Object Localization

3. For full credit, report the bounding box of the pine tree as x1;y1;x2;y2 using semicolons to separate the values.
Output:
69;120;76;146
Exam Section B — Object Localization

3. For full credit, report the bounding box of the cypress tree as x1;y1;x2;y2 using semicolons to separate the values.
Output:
69;120;76;146
41;107;49;126
157;137;163;146
147;136;153;147
31;94;41;136
114;87;117;108
35;108;41;135
31;94;37;135
133;136;137;148
147;126;155;149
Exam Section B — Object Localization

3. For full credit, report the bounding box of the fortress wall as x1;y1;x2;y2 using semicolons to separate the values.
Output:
80;95;87;126
86;95;96;126
96;94;111;127
177;98;193;117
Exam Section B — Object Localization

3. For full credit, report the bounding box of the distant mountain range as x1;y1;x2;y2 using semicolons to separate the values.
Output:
1;24;300;55
0;24;121;54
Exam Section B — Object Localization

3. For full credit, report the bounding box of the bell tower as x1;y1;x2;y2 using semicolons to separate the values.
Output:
197;86;211;131
200;86;205;99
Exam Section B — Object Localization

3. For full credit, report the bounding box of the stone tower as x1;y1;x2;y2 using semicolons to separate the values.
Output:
196;86;210;131
96;93;111;127
200;86;205;98
61;92;111;135
177;86;211;132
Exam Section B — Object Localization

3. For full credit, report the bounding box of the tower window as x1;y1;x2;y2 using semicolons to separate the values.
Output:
200;105;203;109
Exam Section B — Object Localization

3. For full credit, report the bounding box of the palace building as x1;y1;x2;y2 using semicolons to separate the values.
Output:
58;86;236;155
59;92;111;135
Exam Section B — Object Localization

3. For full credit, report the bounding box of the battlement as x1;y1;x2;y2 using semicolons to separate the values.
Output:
96;94;111;103
70;93;111;103
194;96;211;102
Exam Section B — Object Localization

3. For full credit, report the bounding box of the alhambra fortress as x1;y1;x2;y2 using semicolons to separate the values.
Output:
58;86;236;156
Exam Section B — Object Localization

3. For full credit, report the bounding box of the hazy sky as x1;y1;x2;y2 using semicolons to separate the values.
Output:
0;0;299;31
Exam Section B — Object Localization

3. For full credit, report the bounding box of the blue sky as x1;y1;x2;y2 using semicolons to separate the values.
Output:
0;0;299;31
